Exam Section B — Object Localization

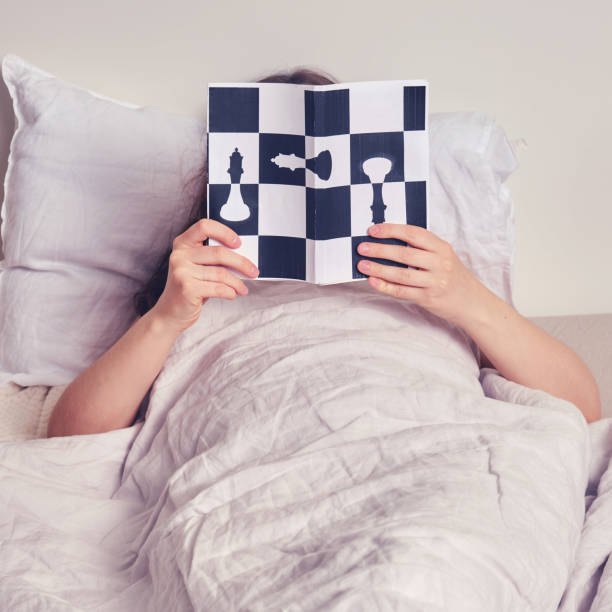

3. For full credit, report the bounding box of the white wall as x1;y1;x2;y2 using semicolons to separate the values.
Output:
0;0;610;317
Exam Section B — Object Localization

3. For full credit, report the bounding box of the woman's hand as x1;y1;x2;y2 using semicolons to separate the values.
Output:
151;219;259;334
356;223;486;326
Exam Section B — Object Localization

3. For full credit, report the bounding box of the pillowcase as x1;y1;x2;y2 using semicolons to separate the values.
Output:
428;111;519;312
0;54;205;386
0;53;519;388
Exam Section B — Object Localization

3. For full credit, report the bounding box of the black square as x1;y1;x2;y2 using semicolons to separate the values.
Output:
258;236;306;280
350;132;404;184
208;87;259;133
305;89;350;137
351;235;409;279
208;184;259;236
306;186;351;240
405;181;427;229
403;86;426;131
259;133;306;186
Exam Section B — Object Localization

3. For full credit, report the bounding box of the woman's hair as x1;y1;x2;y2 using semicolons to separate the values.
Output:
133;66;338;316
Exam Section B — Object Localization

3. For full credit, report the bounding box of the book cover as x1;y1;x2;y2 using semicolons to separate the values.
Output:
206;80;428;284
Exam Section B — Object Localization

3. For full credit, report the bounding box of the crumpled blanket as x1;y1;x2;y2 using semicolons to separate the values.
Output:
558;418;612;612
0;279;590;611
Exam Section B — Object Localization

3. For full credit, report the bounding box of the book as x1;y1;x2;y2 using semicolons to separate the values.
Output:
206;79;429;284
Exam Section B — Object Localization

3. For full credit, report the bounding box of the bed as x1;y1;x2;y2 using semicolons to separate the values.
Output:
2;311;611;444
1;54;612;611
1;288;612;611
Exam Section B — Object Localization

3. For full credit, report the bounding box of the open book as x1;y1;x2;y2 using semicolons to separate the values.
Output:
206;79;429;284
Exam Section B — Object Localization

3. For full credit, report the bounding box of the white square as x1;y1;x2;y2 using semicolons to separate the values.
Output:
306;238;315;283
404;131;429;181
208;133;259;185
209;234;258;281
259;84;308;135
258;184;306;237
349;82;405;134
350;182;407;236
305;134;351;189
305;135;315;188
315;236;353;284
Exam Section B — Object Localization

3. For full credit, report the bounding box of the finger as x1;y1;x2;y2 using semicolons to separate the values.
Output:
183;245;259;278
187;263;249;296
357;258;432;288
173;218;241;250
196;280;237;300
367;276;423;300
357;241;435;270
368;223;442;253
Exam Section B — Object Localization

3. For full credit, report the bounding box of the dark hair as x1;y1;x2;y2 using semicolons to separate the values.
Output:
133;66;339;316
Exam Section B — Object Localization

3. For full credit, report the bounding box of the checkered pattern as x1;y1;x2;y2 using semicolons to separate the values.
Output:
206;81;428;284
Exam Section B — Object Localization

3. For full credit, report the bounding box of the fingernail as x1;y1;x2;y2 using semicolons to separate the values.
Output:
359;243;370;253
370;225;380;235
251;265;259;276
232;236;241;245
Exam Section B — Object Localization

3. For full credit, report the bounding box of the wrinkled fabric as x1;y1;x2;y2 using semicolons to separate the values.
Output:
558;418;612;612
0;279;590;611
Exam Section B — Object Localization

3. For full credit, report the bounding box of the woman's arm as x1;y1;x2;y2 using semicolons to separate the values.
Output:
354;222;602;425
47;218;258;438
47;310;181;437
458;283;602;424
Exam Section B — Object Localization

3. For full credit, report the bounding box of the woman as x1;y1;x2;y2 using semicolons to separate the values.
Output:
46;68;601;438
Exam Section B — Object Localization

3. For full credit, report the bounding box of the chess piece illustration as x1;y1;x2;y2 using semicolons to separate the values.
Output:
362;156;392;224
270;150;332;181
220;147;251;222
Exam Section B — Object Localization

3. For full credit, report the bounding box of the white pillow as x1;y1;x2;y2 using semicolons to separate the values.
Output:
0;53;519;387
428;111;519;312
0;54;204;386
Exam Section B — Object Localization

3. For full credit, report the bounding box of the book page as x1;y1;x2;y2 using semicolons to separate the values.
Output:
206;82;313;283
309;80;429;285
205;80;428;286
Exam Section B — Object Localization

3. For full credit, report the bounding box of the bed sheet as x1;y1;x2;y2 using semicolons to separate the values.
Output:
558;418;612;611
4;420;610;611
0;278;596;611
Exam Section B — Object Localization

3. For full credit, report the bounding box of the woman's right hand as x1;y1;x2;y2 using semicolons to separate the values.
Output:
151;218;259;333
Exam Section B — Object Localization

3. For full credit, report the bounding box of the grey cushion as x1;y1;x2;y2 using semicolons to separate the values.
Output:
527;313;612;419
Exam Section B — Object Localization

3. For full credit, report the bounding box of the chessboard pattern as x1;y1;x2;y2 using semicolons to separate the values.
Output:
207;82;428;284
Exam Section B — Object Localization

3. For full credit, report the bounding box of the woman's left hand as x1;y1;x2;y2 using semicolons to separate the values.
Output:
356;223;487;327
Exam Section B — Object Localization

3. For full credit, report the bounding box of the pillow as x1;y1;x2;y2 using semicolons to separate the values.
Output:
0;53;519;388
428;111;519;312
0;54;205;387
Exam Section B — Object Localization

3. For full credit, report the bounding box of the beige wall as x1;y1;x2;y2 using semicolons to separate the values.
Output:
0;0;610;317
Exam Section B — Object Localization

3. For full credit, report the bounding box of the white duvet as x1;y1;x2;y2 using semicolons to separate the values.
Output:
0;279;591;611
